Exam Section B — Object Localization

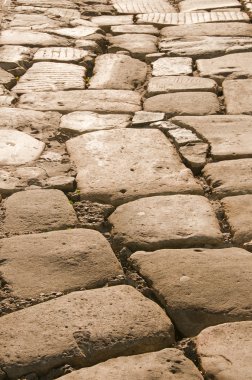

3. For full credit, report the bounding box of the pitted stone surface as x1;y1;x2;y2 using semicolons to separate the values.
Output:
4;189;78;235
112;0;175;14
33;47;90;63
152;57;193;76
109;195;222;251
131;247;252;337
108;34;158;59
179;0;241;12
0;285;174;378
0;30;70;47
223;79;252;115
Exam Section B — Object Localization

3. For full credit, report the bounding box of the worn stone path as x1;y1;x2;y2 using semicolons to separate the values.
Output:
0;0;251;379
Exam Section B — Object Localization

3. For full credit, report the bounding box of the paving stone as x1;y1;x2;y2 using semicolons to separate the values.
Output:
15;0;78;8
222;195;252;244
0;285;175;378
196;321;252;380
147;76;217;96
171;115;252;160
223;79;252;115
108;34;158;59
4;189;77;235
14;6;81;20
112;0;175;14
8;13;63;29
13;62;86;94
0;67;16;89
0;130;45;166
152;57;193;76
203;159;252;198
131;247;252;336
59;349;203;380
60;112;131;136
18;90;142;114
111;24;159;35
179;143;208;171
66;129;201;206
0;45;33;75
179;0;241;12
0;30;70;47
89;54;147;90
91;15;133;31
109;195;222;252
0;229;123;298
144;93;220;116
0;95;16;107
33;47;91;63
48;26;101;40
167;128;201;147
132;111;165;125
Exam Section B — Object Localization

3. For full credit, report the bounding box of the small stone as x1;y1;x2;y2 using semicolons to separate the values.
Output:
179;0;241;12
109;34;158;59
167;128;201;147
179;143;208;171
91;15;133;31
0;45;33;76
223;79;252;115
152;57;193;77
45;176;75;191
112;0;175;14
132;111;165;126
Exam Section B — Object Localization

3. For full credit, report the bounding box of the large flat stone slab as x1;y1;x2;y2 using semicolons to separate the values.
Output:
131;247;252;337
152;57;192;76
203;159;252;198
112;0;175;14
222;195;252;245
0;30;70;47
0;229;123;299
0;45;33;75
33;47;90;63
144;93;220;116
8;13;63;30
66;129;201;206
109;195;222;252
4;189;77;235
18;90;142;114
59;349;203;380
196;321;252;380
89;54;147;90
15;0;78;8
111;24;159;35
179;0;241;12
223;79;252;114
91;15;133;29
171;115;252;160
108;34;158;59
47;26;100;39
0;285;174;378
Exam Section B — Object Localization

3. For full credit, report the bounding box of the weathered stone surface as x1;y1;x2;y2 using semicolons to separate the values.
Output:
13;62;86;94
171;115;252;160
197;52;252;83
59;349;203;380
66;129;201;206
109;195;222;251
48;26;100;39
4;189;77;235
109;34;158;59
8;13;63;29
167;128;201;147
179;0;241;12
144;93;220;116
131;247;252;337
147;76;217;96
0;229;123;298
132;111;165;125
0;45;32;75
33;47;90;63
15;0;78;8
0;30;70;47
222;195;252;244
0;285;174;378
111;24;159;35
0;95;16;107
18;90;142;114
223;79;252;115
179;143;208;170
203;159;252;197
91;15;133;30
0;130;45;166
112;0;175;14
196;321;252;380
15;6;81;20
0;67;16;89
60;112;131;136
152;57;192;76
89;54;147;90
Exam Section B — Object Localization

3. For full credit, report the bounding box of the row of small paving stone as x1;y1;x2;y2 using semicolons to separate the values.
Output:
0;0;252;379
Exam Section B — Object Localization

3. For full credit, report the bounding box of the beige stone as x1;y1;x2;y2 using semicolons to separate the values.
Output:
196;321;252;380
112;0;175;14
0;45;32;75
152;57;193;76
15;0;78;8
0;285;174;378
33;47;90;63
132;111;165;125
0;67;15;89
8;13;63;29
0;30;70;47
224;79;252;115
91;15;133;30
109;34;158;59
47;26;100;39
111;24;159;35
179;143;208;171
180;0;241;12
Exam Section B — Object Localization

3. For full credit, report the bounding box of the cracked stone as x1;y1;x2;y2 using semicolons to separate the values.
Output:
223;79;252;115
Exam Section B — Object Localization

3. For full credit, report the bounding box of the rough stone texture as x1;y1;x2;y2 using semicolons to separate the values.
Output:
89;54;147;90
91;15;133;29
131;247;252;337
152;57;193;76
112;0;175;14
223;79;252;115
15;0;78;8
222;195;252;244
4;189;78;235
8;13;63;29
0;285;175;378
47;26;100;39
18;90;142;113
203;159;252;198
109;195;222;252
66;129;201;206
59;349;203;380
0;67;16;89
108;34;158;59
179;0;241;12
0;45;33;75
179;143;208;170
196;321;252;380
0;30;70;47
144;93;220;116
33;47;90;63
0;229;123;298
132;111;165;125
111;24;159;35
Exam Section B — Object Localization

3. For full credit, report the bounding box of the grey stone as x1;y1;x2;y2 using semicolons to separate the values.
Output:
0;30;70;47
109;34;158;59
223;79;252;114
152;57;193;76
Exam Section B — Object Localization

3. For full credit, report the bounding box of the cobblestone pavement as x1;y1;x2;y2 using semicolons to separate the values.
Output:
0;0;252;379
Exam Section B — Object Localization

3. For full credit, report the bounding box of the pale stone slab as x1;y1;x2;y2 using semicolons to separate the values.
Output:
14;6;81;19
112;0;175;14
196;322;252;380
89;54;147;90
180;0;241;12
4;189;77;235
60;112;131;136
223;79;252;114
109;195;222;251
66;129;201;206
111;24;159;35
147;76;217;96
0;229;123;298
144;93;220;116
0;130;45;165
91;15;133;29
60;349;203;380
0;285;174;378
0;67;15;89
179;142;208;170
18;90;142;114
0;45;33;74
15;0;78;8
0;30;70;47
108;34;158;59
0;95;16;107
13;62;86;94
33;47;90;63
8;13;63;29
131;247;252;336
152;57;192;76
203;159;252;198
222;195;252;244
48;26;100;39
171;115;252;160
132;111;165;125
